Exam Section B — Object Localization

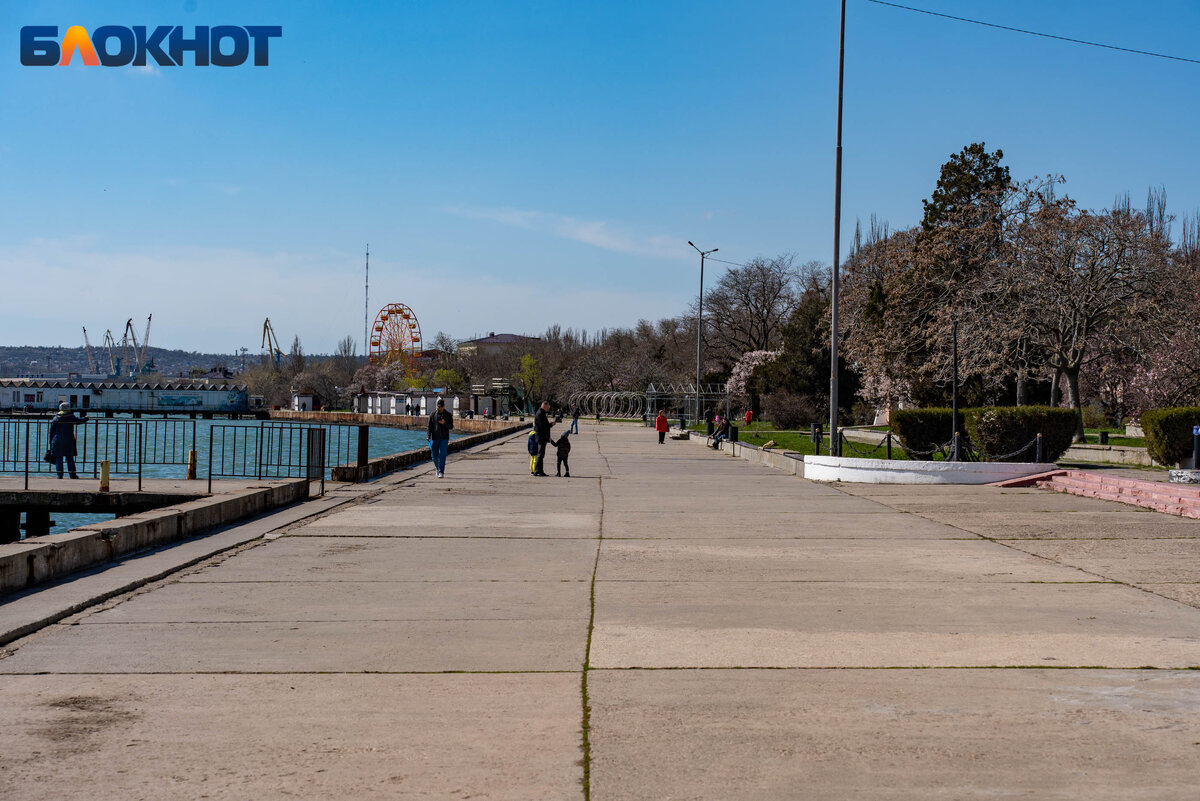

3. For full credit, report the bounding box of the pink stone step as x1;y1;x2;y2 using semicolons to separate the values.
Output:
1036;471;1200;520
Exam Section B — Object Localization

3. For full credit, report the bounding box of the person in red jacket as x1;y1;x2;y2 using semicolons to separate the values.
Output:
655;410;669;444
744;409;754;425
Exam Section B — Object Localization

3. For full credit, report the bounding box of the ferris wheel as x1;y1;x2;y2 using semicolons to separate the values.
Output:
369;302;423;372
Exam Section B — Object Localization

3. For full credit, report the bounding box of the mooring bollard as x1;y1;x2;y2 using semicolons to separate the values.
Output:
99;460;110;493
186;450;197;480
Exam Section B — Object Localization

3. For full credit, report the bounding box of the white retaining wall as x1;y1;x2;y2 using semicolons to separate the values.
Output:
802;455;1048;484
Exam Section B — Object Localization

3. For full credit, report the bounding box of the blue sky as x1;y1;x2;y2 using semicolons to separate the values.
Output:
3;0;1199;354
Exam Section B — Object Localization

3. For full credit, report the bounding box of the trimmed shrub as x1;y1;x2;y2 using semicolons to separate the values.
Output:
1140;407;1200;466
963;406;1076;463
889;408;964;458
762;392;820;430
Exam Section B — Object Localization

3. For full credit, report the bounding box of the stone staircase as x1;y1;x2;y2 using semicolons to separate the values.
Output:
1036;469;1200;520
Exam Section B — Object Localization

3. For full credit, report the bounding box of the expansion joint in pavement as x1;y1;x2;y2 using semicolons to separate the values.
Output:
580;453;608;801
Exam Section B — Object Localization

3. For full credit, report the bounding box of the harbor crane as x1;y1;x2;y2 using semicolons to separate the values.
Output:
81;327;97;374
261;318;284;367
119;315;153;375
102;330;119;375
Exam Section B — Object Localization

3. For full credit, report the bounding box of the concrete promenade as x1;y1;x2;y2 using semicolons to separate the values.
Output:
3;424;1200;799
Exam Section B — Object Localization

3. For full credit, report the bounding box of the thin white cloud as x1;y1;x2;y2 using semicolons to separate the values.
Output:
443;205;688;259
0;239;687;352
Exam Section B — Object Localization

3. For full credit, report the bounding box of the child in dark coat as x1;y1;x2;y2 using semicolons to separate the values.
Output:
553;432;571;477
527;430;539;475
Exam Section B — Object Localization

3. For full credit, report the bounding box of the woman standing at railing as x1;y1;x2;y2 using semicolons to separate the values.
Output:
48;402;88;479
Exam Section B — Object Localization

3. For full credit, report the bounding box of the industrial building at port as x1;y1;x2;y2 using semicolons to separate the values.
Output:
0;378;256;415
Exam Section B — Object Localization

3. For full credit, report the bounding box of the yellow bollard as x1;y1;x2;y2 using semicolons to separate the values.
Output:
99;460;110;493
187;450;198;480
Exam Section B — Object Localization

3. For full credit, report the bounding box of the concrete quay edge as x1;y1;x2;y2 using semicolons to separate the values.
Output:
1;479;310;597
0;428;530;648
331;422;530;482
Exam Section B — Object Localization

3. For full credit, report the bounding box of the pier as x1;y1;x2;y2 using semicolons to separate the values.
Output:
2;423;1200;798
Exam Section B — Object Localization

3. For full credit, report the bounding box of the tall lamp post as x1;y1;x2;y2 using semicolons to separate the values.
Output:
829;0;847;457
688;241;717;422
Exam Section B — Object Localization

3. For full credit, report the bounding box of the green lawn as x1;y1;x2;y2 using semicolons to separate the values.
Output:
1081;428;1145;448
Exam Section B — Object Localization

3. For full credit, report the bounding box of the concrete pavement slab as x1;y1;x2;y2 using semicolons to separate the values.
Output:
76;578;590;623
0;618;586;673
176;536;599;582
595;538;1092;583
934;510;1200;540
1011;538;1200;584
0;673;582;801
601;510;968;539
588;669;1200;801
589;579;1200;668
294;505;599;536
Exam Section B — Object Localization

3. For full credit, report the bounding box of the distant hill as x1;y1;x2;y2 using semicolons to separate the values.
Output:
0;345;251;378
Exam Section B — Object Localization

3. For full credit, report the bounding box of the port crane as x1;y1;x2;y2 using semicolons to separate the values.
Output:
261;318;284;367
82;327;97;374
102;330;119;375
119;315;153;375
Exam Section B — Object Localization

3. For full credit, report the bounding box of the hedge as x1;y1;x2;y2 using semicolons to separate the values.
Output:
889;408;965;457
1140;407;1200;466
963;406;1076;463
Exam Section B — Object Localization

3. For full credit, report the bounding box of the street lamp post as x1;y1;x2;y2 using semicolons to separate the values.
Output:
829;0;846;457
688;241;717;422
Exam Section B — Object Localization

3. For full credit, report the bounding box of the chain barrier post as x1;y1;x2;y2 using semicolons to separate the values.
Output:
1036;432;1044;463
886;432;892;460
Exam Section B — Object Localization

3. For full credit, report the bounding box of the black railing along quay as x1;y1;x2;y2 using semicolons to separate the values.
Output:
0;418;181;491
208;423;330;495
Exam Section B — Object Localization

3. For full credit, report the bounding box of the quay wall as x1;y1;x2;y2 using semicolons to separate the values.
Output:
0;479;309;599
331;422;531;482
270;410;516;434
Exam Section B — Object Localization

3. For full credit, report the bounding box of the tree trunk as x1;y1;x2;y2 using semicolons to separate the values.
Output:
1050;368;1063;407
1064;367;1085;442
1015;376;1028;407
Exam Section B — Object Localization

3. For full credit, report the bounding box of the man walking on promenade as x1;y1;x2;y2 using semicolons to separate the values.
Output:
569;406;580;435
533;400;554;476
427;398;453;478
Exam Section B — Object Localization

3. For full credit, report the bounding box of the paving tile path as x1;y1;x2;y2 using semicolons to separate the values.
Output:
3;424;1200;799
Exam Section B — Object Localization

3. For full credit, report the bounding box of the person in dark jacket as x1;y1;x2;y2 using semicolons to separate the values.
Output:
48;401;88;479
426;398;453;478
569;406;580;435
533;400;554;476
553;431;571;477
712;418;731;449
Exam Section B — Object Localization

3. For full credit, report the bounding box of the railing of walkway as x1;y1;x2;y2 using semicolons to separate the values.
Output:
207;423;328;495
0;418;174;490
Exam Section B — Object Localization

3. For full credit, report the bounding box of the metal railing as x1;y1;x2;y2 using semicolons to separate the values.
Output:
0;418;165;490
208;423;329;494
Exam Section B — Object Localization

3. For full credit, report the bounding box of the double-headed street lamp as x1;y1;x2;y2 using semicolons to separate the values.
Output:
688;241;717;422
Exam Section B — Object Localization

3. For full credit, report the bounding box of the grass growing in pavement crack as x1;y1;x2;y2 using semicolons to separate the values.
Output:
580;470;606;800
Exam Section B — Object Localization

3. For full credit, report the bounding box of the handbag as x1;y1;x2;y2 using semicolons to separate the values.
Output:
43;449;54;463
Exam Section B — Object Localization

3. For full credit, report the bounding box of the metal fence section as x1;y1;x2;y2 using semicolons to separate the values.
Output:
208;423;332;493
0;418;150;490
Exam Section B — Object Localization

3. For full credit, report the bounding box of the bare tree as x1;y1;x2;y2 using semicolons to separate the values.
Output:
695;255;802;367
